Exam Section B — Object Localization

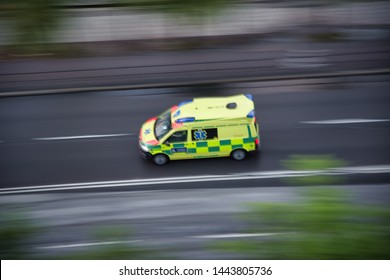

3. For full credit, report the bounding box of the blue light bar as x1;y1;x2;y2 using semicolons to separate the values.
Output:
244;94;253;100
175;117;195;123
246;110;255;118
178;99;193;107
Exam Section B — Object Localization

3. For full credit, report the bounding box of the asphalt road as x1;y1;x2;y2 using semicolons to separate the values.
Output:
0;76;389;190
1;76;390;258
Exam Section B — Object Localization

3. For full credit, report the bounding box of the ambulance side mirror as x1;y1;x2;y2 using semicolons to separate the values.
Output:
164;141;170;146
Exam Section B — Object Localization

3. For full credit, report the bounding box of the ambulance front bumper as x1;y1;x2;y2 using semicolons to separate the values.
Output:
139;141;153;159
140;149;153;159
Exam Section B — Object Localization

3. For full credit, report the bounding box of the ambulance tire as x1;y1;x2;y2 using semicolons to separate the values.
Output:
153;154;169;165
231;149;247;161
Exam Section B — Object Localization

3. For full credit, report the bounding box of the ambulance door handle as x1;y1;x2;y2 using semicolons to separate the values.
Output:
186;142;195;151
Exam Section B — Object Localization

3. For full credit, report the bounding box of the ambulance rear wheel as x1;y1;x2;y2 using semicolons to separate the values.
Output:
153;154;169;165
231;149;247;161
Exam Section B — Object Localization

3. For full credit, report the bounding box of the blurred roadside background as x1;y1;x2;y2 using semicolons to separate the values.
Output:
0;0;389;56
0;0;389;261
0;0;389;93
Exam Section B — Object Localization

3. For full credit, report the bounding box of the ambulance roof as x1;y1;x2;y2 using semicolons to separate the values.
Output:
171;94;255;124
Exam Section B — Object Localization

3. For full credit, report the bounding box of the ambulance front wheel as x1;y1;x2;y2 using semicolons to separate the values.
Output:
231;149;247;161
153;154;169;165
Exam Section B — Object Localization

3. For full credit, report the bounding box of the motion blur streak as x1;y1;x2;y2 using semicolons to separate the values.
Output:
38;233;287;250
1;165;390;195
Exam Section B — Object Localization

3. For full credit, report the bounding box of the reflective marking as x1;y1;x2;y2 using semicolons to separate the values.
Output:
301;119;390;125
38;233;287;250
37;240;140;250
33;133;132;141
1;165;390;195
191;232;288;239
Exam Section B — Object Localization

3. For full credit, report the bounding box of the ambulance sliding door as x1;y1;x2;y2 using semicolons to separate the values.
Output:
189;128;224;158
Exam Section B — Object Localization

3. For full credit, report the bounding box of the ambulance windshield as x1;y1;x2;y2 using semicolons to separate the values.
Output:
155;110;172;140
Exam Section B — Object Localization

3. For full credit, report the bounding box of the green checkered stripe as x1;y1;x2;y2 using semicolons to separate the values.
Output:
191;137;257;154
155;138;256;155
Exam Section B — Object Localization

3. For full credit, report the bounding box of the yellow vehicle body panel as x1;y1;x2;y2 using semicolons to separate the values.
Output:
171;94;254;123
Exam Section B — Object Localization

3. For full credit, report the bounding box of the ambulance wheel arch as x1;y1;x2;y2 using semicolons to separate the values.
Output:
153;153;169;165
231;149;247;161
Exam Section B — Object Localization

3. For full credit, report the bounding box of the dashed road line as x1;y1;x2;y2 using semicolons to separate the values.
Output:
191;232;288;239
301;119;390;125
37;240;141;250
33;133;132;141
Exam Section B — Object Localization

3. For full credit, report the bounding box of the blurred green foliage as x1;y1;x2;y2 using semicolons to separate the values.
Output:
0;208;156;259
1;0;234;47
215;155;390;259
1;0;70;46
0;208;39;259
218;188;390;259
0;0;376;50
282;154;347;185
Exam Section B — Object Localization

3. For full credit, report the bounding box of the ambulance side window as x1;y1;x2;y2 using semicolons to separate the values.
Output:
191;128;218;141
166;130;188;143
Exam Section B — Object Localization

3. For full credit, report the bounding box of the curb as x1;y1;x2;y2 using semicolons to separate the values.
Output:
1;68;389;98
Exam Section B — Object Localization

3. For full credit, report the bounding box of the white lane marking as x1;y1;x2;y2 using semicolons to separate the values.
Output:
37;240;140;250
37;232;286;250
33;133;132;141
335;165;390;174
1;165;390;195
191;232;288;239
301;119;390;125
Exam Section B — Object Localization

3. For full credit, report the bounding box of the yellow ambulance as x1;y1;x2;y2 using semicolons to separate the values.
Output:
139;94;260;165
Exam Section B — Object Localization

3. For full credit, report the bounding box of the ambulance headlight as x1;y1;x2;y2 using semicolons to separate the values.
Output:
140;143;150;152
